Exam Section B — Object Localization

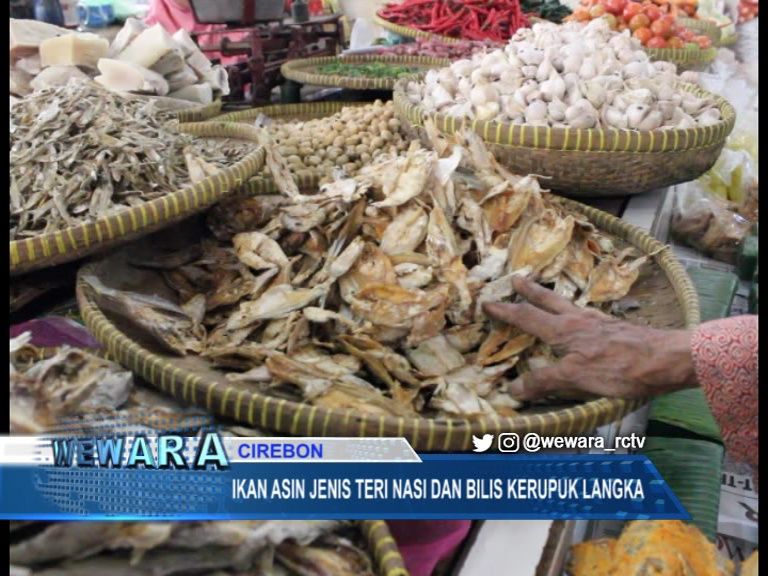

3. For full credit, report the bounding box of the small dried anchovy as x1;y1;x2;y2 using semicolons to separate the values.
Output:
9;80;251;241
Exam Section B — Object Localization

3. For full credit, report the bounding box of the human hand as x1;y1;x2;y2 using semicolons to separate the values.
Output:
482;277;699;401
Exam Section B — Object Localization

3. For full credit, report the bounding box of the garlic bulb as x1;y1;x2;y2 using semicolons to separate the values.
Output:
414;18;723;131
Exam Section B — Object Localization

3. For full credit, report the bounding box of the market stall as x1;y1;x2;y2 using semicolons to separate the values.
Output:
8;0;758;574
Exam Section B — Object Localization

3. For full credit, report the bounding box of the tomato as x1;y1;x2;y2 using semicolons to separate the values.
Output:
646;36;668;48
667;36;684;48
573;7;592;20
650;18;673;37
622;2;644;20
628;13;651;30
643;4;662;20
603;0;627;15
695;35;712;48
633;26;654;44
678;28;696;40
589;3;607;17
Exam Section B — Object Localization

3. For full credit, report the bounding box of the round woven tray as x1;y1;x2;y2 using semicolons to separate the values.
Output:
10;123;265;277
364;520;410;576
644;44;718;71
76;197;699;451
281;54;450;91
214;101;377;195
175;99;225;123
374;13;464;44
394;78;735;197
677;16;723;45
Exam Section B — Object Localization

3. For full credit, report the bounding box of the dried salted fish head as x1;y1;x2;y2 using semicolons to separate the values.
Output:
455;195;492;256
313;378;415;417
207;195;285;241
394;263;434;290
442;360;517;398
426;203;460;267
379;203;429;256
338;243;396;303
427;378;496;417
233;232;291;273
562;231;597;291
368;144;436;209
575;252;648;307
454;129;522;190
406;334;465;377
275;536;375;576
281;203;328;233
444;323;486;353
226;284;326;331
265;354;334;400
468;246;508;283
82;274;203;356
474;271;530;320
507;209;575;275
350;283;450;330
477;324;536;367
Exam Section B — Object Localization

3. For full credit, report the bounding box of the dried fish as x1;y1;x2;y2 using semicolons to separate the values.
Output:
9;80;250;240
103;129;648;420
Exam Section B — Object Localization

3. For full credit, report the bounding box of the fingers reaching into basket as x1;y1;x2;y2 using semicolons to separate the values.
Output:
483;277;699;401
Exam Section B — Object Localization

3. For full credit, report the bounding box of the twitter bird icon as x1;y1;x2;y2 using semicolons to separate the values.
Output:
472;434;494;453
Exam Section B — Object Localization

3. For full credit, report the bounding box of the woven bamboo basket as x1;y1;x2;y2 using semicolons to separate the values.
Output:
76;195;699;451
394;78;735;197
214;101;382;196
175;99;224;123
644;44;718;71
281;54;450;91
364;520;410;576
677;16;723;45
374;12;464;44
9;123;265;277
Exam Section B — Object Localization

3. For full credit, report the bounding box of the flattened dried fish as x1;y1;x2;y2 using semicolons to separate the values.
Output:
133;128;649;420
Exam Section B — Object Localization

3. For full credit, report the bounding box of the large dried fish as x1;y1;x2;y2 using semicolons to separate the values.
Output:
105;130;648;420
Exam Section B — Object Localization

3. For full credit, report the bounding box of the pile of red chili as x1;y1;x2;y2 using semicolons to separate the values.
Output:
378;0;530;43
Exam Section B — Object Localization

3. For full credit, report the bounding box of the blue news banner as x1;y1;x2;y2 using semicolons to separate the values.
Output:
0;435;689;521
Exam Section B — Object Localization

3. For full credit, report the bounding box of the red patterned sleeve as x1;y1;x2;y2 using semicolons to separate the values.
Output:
690;316;758;473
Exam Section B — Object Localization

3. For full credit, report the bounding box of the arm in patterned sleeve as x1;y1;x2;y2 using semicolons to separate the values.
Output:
691;315;758;472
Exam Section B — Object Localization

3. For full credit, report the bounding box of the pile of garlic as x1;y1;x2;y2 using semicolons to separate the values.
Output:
407;18;722;131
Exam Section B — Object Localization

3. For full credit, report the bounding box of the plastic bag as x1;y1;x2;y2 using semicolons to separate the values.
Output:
671;181;755;264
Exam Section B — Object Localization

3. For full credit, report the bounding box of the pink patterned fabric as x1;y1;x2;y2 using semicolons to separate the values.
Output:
389;521;472;576
691;316;758;478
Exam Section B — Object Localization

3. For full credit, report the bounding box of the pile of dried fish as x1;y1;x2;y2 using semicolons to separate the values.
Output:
88;125;650;420
8;334;262;437
10;520;375;576
9;80;248;240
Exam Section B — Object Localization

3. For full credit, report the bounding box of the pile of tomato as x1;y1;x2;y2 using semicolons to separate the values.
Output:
568;0;712;49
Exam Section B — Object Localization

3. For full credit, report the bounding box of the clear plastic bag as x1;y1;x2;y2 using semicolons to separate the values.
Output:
671;180;755;264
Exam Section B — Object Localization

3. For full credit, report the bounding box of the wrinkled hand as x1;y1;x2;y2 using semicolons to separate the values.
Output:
482;277;699;401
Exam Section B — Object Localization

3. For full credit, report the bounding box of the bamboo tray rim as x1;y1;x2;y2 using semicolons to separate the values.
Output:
281;54;451;90
394;78;735;154
213;101;372;194
10;122;266;277
76;196;699;451
175;99;224;123
374;13;467;45
214;100;373;124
